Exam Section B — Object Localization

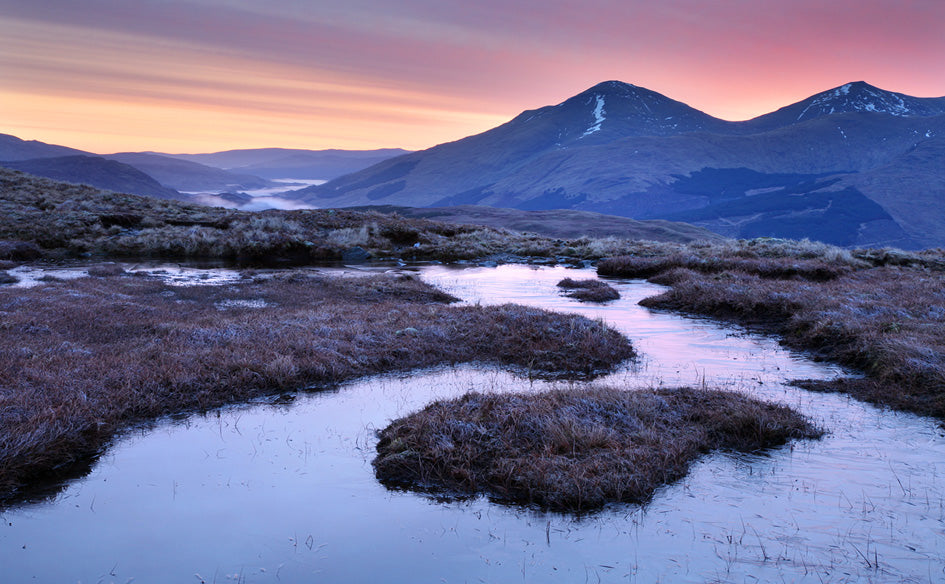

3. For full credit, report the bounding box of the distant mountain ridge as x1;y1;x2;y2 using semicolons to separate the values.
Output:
0;133;88;161
163;147;411;180
0;133;407;198
104;152;274;192
290;81;945;248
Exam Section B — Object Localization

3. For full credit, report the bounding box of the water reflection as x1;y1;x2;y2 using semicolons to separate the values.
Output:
1;265;943;583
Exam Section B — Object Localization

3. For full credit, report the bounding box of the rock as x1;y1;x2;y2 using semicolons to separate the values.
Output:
342;246;371;263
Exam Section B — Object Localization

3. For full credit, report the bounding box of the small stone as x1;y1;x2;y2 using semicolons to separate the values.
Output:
342;246;371;263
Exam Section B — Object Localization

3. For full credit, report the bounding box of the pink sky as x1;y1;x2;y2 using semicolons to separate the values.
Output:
2;0;943;153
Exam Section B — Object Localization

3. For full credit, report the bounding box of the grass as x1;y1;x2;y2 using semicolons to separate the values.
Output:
0;167;716;264
556;277;621;303
598;239;945;419
598;253;851;281
0;271;633;504
373;386;822;512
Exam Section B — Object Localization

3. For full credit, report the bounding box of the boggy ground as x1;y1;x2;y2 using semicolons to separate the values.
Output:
598;241;945;420
373;386;822;512
0;270;633;503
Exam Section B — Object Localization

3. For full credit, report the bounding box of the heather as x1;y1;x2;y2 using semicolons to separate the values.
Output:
373;386;821;511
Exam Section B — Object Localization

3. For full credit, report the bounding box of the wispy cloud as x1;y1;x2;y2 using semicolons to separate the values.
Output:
2;0;943;152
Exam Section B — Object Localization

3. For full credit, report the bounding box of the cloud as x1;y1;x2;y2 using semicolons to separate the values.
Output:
2;0;944;151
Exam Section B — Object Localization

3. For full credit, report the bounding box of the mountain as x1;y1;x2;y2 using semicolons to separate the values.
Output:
290;81;945;248
104;152;273;192
162;147;410;180
1;155;185;200
0;133;91;161
746;81;945;131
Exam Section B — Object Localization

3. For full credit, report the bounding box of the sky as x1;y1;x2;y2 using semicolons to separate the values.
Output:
2;0;944;154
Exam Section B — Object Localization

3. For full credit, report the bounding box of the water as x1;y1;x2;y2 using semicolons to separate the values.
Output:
2;265;943;583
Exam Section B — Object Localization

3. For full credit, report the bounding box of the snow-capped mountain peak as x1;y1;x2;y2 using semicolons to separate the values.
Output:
510;80;730;142
745;81;945;130
797;81;917;121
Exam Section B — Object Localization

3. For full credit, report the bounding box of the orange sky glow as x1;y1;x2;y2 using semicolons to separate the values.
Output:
2;0;944;154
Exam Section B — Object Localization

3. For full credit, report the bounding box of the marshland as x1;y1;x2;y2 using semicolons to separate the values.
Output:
1;170;945;582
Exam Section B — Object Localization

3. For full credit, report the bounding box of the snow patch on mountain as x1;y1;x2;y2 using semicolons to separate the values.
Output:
797;82;921;121
581;95;606;137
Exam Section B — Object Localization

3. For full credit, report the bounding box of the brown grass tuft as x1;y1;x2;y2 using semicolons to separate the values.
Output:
597;254;849;281
556;278;621;303
373;386;821;511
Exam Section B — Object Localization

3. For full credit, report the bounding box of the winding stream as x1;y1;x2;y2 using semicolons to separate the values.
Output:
1;264;943;583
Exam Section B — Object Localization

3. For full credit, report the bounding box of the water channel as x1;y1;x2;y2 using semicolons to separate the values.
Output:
1;264;943;583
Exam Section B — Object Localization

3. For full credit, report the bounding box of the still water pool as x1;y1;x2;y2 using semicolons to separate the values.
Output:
1;264;943;583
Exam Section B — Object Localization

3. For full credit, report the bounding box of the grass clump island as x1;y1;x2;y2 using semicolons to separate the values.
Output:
556;277;621;303
373;386;822;511
0;270;632;503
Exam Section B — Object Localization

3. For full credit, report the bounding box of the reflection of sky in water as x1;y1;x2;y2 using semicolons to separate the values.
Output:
6;263;245;287
1;265;943;583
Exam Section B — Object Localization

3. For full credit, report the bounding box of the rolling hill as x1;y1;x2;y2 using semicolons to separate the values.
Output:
1;155;186;200
104;152;274;192
0;133;275;195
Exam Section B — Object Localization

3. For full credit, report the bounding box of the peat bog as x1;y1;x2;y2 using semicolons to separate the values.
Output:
0;268;632;503
2;263;943;582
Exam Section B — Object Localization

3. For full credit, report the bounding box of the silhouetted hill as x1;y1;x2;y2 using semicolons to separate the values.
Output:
1;156;185;200
0;133;90;161
0;134;274;197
